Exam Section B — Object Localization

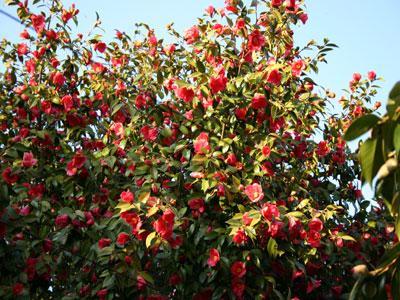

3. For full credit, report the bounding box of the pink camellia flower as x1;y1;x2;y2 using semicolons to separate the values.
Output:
266;69;282;86
291;60;305;77
66;153;87;176
368;70;376;81
251;93;268;110
244;183;264;202
116;232;130;246
164;44;176;55
231;261;246;278
153;209;175;240
22;152;37;168
205;5;215;16
194;132;210;154
120;190;134;203
207;248;220;267
248;29;265;51
174;86;195;103
184;26;200;44
261;203;280;221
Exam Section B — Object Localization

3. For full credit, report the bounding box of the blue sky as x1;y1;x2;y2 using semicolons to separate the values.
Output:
1;0;399;198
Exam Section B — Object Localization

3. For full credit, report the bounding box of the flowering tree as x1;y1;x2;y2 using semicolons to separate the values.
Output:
0;0;396;299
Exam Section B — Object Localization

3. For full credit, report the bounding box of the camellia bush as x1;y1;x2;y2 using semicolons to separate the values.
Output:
0;0;397;299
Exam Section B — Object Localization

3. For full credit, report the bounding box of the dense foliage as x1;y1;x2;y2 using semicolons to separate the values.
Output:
0;0;396;299
345;82;400;299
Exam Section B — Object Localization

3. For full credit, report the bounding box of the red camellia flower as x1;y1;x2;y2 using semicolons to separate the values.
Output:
66;153;87;176
17;43;29;56
207;248;220;267
232;278;246;298
244;183;264;202
194;132;210;154
271;0;283;7
2;167;19;185
368;70;376;81
96;288;108;300
248;29;265;51
232;229;247;245
94;42;107;53
98;238;112;249
53;71;66;86
22;152;38;168
309;218;323;232
291;59;305;77
30;14;45;33
184;26;200;44
353;72;362;82
153;209;175;240
261;203;280;221
188;198;206;217
209;73;228;94
174;86;195;103
231;261;246;278
262;145;271;157
235;107;247;120
61;95;74;112
55;214;70;228
266;69;282;86
120;190;134;203
13;282;24;296
116;232;130;246
316;141;330;157
307;230;321;248
251;93;268;110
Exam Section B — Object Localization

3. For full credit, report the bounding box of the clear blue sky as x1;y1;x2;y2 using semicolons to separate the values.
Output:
1;0;399;198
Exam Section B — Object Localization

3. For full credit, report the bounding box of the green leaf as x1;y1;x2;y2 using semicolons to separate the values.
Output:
388;81;400;118
344;114;380;141
115;201;133;213
267;238;280;259
394;123;400;153
359;138;384;185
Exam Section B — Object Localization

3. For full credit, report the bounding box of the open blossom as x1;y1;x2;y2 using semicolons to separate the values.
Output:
266;69;282;86
207;248;220;267
53;71;65;86
232;229;247;245
194;132;210;154
248;29;265;51
209;73;228;94
153;209;175;240
120;190;134;203
55;214;70;228
66;152;87;176
31;14;45;33
116;232;130;246
251;93;268;110
244;183;264;202
22;152;37;168
184;26;200;44
368;70;376;81
94;41;107;53
291;59;305;77
188;198;205;217
17;43;29;56
316;141;330;157
231;261;246;278
174;86;195;103
261;203;280;221
2;167;19;185
271;0;283;7
309;218;323;232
